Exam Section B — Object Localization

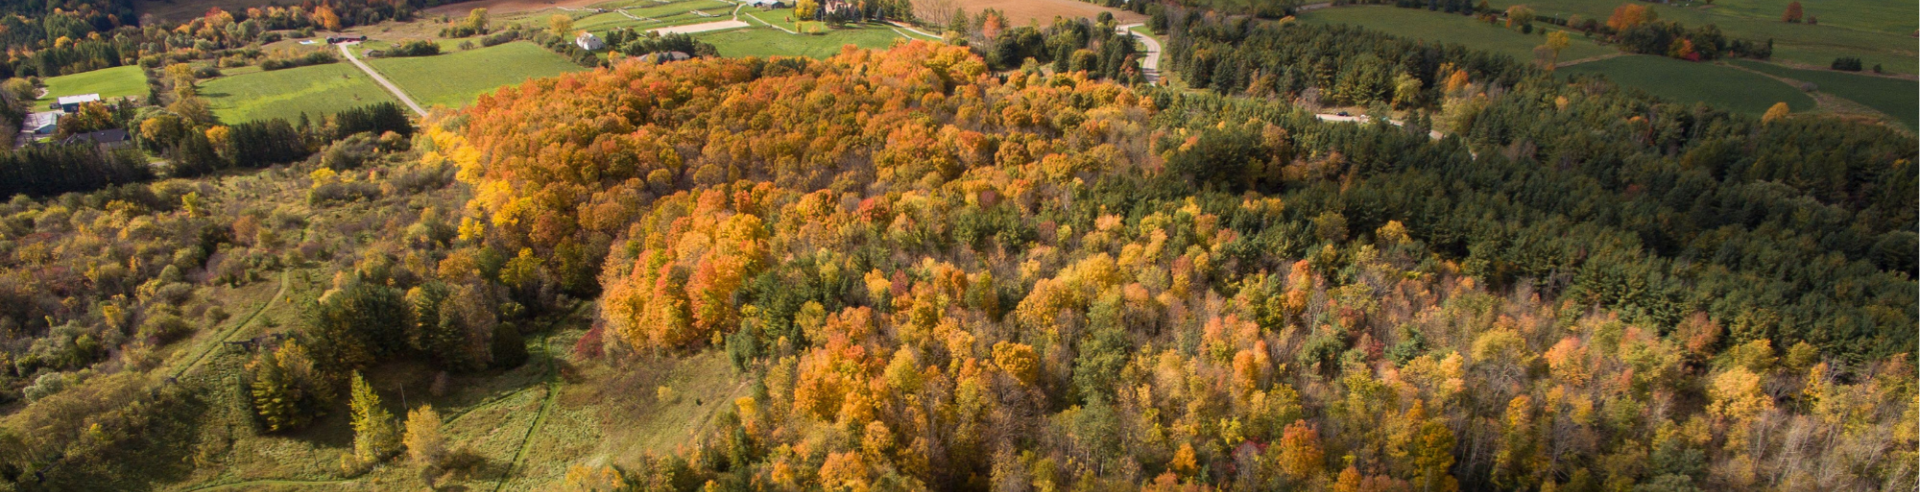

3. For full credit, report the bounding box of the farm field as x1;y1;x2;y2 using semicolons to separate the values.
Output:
1730;59;1918;128
368;41;588;109
1484;0;1917;74
1299;7;1613;62
1558;54;1814;115
956;0;1145;26
201;62;398;124
699;24;911;59
572;0;740;35
32;65;148;106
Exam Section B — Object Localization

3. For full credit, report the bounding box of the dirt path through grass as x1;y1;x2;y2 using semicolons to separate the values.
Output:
169;265;292;381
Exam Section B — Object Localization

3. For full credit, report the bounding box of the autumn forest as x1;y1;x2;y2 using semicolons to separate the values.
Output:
0;1;1913;491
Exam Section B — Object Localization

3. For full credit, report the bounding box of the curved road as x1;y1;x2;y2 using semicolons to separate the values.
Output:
1116;23;1161;84
338;43;428;117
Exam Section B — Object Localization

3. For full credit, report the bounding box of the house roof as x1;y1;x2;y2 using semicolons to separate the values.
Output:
56;94;100;106
63;128;129;145
25;112;59;130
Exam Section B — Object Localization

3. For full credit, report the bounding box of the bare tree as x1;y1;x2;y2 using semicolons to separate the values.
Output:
910;0;958;27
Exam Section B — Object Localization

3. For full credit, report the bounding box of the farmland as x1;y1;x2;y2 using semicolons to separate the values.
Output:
200;62;397;124
1297;6;1613;62
32;65;149;106
956;0;1146;26
1484;0;1917;74
1730;59;1919;128
572;0;742;34
1558;54;1815;115
368;41;588;109
699;24;911;59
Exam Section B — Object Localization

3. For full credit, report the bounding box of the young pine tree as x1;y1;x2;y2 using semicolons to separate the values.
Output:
350;371;401;464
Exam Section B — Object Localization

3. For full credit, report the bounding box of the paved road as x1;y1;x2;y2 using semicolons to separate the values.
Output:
338;43;427;117
1116;23;1161;84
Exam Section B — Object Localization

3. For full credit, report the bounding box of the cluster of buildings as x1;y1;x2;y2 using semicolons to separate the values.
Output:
16;93;131;150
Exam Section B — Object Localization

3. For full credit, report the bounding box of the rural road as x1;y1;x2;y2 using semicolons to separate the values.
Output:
1117;23;1161;84
338;43;428;117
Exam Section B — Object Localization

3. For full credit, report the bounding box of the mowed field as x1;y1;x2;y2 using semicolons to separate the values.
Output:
1298;7;1613;62
33;65;148;106
1730;59;1918;128
201;62;397;124
957;0;1145;26
369;41;588;109
700;25;911;59
1485;0;1917;74
1559;55;1814;115
572;0;739;34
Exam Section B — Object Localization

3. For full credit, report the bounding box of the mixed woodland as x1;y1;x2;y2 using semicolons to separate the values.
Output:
0;3;1912;492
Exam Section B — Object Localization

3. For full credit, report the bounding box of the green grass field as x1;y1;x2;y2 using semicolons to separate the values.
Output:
201;62;397;124
569;0;738;35
1485;0;1917;74
1559;55;1814;115
1300;6;1614;62
1730;59;1918;128
368;41;589;110
700;25;910;59
33;65;149;106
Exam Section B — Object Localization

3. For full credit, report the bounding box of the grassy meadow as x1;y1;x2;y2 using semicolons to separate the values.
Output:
1730;59;1918;128
368;41;588;109
1485;0;1917;74
1298;6;1614;62
1558;55;1815;115
33;65;149;106
201;62;397;124
700;24;911;59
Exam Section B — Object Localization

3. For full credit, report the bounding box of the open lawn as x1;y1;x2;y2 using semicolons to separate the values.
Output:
369;41;589;109
1484;0;1917;74
572;0;739;35
700;25;911;59
33;65;148;106
201;62;397;124
1558;54;1814;115
1730;59;1918;128
1300;6;1612;62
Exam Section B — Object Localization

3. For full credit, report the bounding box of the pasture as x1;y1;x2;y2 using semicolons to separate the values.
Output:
201;62;397;124
699;24;912;59
1557;54;1814;115
1299;7;1613;62
1730;59;1918;128
1485;0;1916;74
33;65;149;106
956;0;1146;26
571;0;741;35
368;41;588;109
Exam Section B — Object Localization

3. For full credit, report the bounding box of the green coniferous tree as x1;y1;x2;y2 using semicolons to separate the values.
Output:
350;371;400;464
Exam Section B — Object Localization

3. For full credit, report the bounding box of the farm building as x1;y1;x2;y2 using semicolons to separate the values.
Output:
326;35;367;44
576;32;605;51
745;0;788;8
55;94;100;113
24;112;58;136
640;51;693;64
